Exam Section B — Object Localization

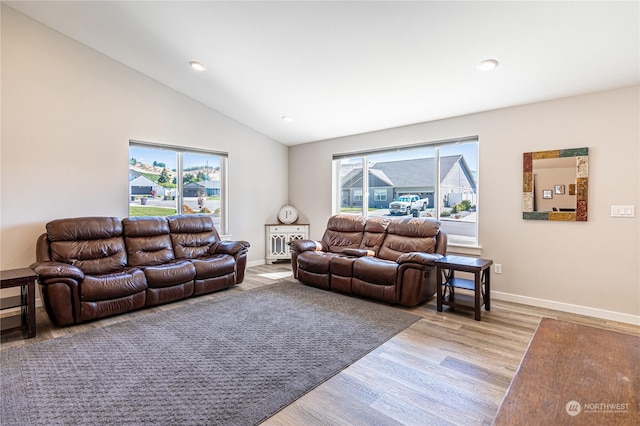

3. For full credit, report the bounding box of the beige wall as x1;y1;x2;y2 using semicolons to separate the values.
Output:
289;86;640;323
1;6;289;268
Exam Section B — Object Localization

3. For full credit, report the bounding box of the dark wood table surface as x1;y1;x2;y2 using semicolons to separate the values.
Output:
493;318;639;425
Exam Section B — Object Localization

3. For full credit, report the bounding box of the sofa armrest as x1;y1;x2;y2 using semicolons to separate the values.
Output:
396;252;443;266
30;261;85;282
30;261;83;326
289;239;322;253
212;240;250;256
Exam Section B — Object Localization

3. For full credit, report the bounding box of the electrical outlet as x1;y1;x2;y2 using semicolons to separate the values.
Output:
494;264;502;274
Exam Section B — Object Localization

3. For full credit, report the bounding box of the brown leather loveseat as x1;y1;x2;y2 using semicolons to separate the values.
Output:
31;215;249;326
289;215;447;306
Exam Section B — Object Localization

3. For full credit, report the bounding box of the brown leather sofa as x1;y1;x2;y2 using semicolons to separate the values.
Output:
31;215;249;326
289;215;447;306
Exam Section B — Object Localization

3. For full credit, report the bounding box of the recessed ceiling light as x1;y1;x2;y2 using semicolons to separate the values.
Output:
477;59;499;71
189;61;206;71
281;116;293;122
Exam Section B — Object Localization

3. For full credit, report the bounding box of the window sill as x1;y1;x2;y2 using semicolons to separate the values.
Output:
447;243;482;257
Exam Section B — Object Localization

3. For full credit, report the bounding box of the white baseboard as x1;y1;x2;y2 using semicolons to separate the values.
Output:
491;291;640;326
248;259;266;267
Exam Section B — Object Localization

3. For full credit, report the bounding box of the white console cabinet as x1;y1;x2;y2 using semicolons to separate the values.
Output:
265;224;309;264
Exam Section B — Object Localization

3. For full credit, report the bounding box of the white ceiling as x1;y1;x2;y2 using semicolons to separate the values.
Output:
5;1;639;146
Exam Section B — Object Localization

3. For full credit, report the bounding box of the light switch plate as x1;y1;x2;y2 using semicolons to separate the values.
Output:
611;205;635;218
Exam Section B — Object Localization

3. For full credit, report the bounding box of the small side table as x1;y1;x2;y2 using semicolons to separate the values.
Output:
265;224;309;264
435;255;493;321
1;268;37;338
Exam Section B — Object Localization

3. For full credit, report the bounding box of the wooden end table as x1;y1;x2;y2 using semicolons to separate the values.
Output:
435;255;493;321
1;268;38;338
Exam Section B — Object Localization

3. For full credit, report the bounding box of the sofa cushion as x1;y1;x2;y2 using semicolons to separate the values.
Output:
320;214;366;253
191;255;235;278
353;257;398;286
81;269;147;302
46;217;127;275
81;293;146;323
123;217;175;266
330;255;357;276
142;260;196;288
351;279;397;304
297;251;338;274
46;216;123;242
359;216;390;255
168;215;220;259
377;218;440;261
297;269;331;290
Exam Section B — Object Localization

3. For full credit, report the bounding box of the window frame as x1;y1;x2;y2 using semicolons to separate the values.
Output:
332;136;479;247
128;140;229;234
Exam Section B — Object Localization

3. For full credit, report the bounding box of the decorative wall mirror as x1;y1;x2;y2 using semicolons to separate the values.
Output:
522;147;588;221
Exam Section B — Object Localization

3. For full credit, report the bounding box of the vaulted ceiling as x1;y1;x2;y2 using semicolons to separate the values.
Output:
6;1;639;145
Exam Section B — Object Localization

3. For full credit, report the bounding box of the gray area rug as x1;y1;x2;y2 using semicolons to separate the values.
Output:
1;281;420;425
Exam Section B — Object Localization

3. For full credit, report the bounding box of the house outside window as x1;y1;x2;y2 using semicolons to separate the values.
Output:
128;141;228;234
333;137;478;246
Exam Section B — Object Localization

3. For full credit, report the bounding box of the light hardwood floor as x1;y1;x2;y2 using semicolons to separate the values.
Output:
2;263;638;425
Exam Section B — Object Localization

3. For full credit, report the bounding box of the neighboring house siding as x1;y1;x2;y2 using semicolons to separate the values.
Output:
441;162;474;192
440;159;476;207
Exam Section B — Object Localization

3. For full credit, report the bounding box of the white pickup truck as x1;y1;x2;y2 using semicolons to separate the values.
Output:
388;195;429;215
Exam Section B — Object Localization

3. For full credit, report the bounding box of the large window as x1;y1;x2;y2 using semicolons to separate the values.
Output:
129;141;227;233
333;137;478;246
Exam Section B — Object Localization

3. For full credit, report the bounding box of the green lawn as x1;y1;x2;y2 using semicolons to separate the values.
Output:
129;206;177;217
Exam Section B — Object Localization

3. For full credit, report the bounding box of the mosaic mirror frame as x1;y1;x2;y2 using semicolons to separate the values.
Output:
522;147;589;221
